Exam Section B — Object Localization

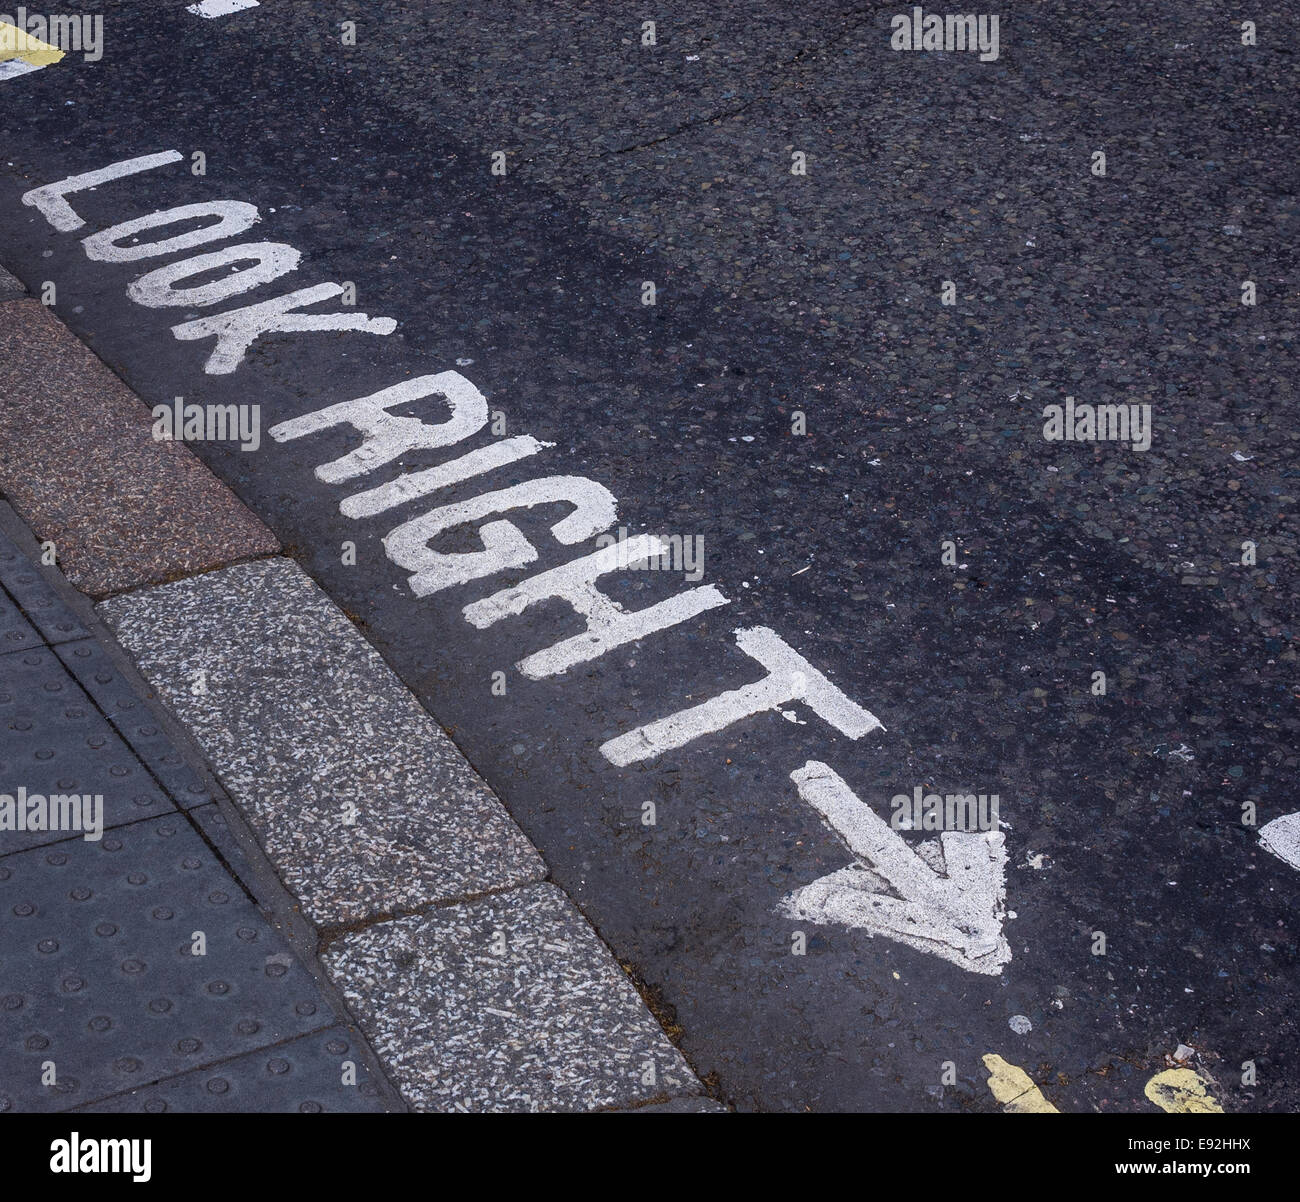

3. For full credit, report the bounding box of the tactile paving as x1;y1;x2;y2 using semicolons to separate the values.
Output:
80;1026;392;1113
0;647;175;856
0;585;43;658
187;803;267;907
0;528;88;646
0;813;334;1113
187;802;245;862
55;639;214;811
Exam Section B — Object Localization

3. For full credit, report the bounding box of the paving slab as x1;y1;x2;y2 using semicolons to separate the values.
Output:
55;639;215;812
187;802;263;900
0;527;88;646
0;812;335;1113
0;585;43;658
0;300;278;598
98;558;545;928
0;647;176;856
79;1026;390;1114
322;882;696;1113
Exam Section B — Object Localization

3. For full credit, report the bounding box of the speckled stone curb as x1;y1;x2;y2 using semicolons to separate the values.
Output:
322;882;698;1112
0;265;24;298
0;301;278;597
98;558;545;929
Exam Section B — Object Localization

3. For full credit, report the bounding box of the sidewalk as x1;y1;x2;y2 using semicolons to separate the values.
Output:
0;509;395;1112
0;267;718;1113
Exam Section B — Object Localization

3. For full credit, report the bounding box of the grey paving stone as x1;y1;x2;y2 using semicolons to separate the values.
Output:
0;528;88;646
0;648;175;856
187;803;265;907
322;882;696;1113
0;585;43;658
0;266;23;298
55;639;214;812
98;558;544;928
0;813;334;1113
80;1027;391;1114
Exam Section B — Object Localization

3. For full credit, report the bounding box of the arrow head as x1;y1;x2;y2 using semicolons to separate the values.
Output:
780;762;1011;975
1260;811;1300;872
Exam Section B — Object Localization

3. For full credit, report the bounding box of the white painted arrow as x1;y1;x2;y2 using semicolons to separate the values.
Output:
780;761;1011;975
1260;811;1300;872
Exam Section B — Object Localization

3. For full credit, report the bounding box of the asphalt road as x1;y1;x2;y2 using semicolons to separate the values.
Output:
1;0;1297;1111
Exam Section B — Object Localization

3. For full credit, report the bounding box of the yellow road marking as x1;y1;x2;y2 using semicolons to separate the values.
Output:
1144;1068;1223;1114
982;1053;1060;1113
0;22;65;67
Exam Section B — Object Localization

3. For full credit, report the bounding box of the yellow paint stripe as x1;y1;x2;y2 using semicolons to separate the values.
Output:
982;1053;1059;1113
1144;1068;1223;1114
0;22;65;67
